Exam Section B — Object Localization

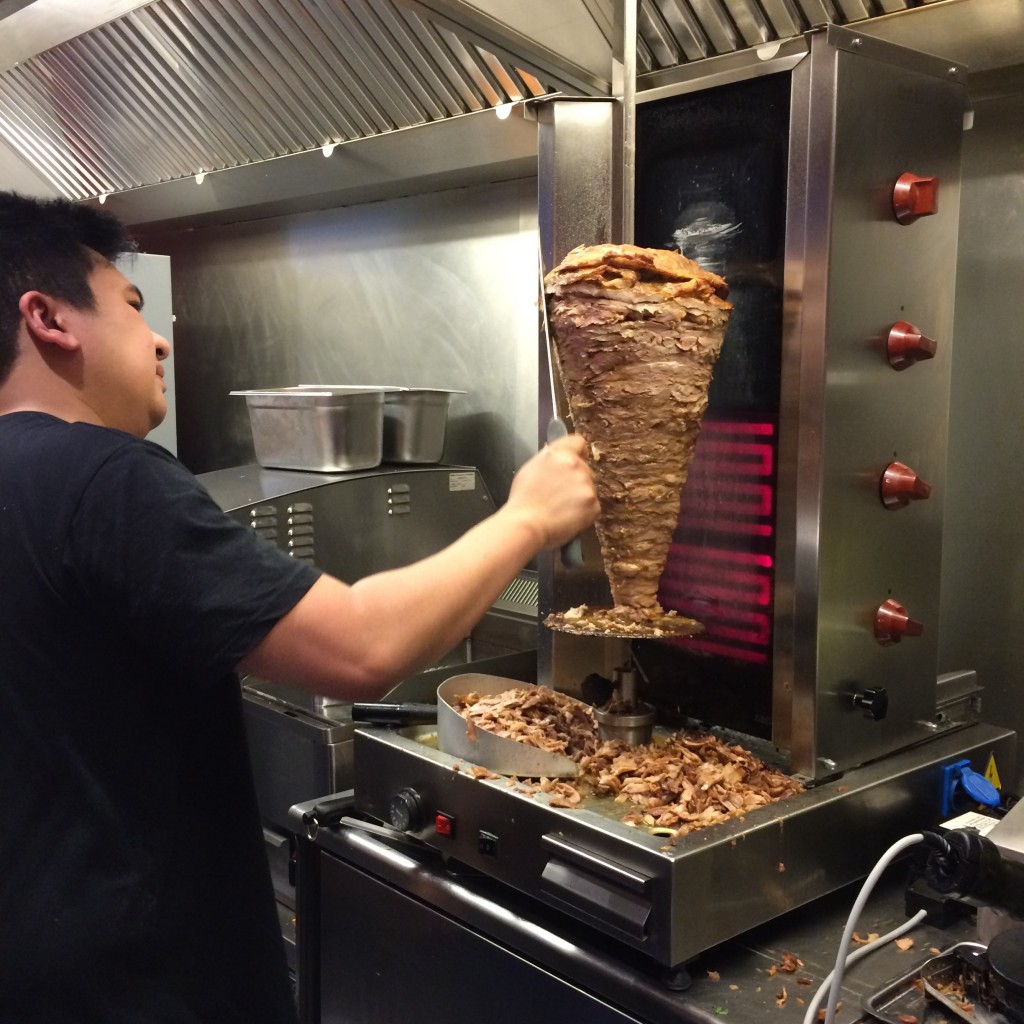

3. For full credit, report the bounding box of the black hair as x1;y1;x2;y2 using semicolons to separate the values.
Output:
0;192;137;384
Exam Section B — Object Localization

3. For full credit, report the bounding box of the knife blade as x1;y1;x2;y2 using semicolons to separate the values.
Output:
539;250;584;569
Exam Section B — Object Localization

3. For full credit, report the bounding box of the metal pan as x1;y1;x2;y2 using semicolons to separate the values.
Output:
436;674;580;778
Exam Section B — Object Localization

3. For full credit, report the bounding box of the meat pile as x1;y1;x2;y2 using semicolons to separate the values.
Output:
449;685;598;761
580;734;804;837
543;243;732;637
453;685;802;838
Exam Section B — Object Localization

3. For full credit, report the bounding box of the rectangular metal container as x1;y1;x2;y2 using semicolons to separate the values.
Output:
383;389;462;464
231;387;385;472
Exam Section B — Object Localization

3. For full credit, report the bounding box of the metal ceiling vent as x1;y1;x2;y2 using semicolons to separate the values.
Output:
0;0;980;203
0;0;552;200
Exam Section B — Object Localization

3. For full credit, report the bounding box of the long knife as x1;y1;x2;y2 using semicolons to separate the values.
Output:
539;251;584;569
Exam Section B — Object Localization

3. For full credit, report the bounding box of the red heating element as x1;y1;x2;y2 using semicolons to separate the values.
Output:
658;420;776;664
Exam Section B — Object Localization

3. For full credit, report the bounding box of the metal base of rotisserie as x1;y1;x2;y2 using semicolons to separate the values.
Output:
595;701;656;745
352;721;1015;971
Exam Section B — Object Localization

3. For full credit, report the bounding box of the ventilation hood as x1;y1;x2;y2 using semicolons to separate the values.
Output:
1;0;1021;222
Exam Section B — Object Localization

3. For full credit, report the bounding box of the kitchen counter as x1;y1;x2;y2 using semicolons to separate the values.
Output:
293;805;981;1024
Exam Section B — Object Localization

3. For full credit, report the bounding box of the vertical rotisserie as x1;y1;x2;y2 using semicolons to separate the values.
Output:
543;243;732;637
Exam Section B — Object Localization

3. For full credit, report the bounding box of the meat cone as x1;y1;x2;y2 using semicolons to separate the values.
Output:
543;243;732;638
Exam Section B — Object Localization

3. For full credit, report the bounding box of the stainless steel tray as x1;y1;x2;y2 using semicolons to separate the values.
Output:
230;387;385;472
863;942;1014;1024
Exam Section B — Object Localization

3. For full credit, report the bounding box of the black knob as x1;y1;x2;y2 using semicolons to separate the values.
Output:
387;788;426;832
852;687;889;721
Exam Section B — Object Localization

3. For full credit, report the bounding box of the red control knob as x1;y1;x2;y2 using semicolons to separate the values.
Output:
875;598;924;646
893;172;939;224
881;461;932;510
887;321;937;370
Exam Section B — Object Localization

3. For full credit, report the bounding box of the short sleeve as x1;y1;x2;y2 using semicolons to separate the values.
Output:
65;442;322;681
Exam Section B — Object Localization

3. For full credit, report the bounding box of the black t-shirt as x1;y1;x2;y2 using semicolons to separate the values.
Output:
0;413;321;1023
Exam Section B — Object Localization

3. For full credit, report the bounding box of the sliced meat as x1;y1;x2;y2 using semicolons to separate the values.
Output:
544;243;732;636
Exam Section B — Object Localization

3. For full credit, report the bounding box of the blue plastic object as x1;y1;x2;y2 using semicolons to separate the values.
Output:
941;758;1001;817
959;766;1001;808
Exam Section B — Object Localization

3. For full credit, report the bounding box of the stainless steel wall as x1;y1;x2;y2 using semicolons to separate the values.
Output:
940;82;1024;779
138;177;539;507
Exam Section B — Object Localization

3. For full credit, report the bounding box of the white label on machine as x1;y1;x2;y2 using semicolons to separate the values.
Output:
448;472;476;492
941;810;1000;835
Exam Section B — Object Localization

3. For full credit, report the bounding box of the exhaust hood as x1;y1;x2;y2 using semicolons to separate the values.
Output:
0;0;1020;214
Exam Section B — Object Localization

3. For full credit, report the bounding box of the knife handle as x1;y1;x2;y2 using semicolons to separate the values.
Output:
546;417;585;569
351;702;437;725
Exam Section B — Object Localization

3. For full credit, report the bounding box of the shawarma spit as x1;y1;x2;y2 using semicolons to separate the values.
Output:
543;243;732;639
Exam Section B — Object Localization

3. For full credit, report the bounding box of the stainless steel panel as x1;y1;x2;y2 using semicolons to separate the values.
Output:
302;813;981;1024
140;178;540;507
772;28;970;778
939;85;1024;788
197;464;498;583
243;690;354;831
8;0;1017;211
314;843;647;1024
0;0;556;201
784;29;967;776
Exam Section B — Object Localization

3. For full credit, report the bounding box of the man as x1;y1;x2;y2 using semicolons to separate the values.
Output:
0;191;598;1023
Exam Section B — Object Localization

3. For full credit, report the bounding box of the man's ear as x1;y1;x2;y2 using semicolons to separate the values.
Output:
18;291;82;352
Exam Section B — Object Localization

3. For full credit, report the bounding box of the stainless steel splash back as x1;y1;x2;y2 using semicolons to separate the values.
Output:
0;0;554;200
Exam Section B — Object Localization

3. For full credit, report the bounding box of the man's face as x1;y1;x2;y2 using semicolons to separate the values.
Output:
65;258;171;438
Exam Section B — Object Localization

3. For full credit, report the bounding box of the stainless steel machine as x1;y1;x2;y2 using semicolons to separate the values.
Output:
289;25;1018;1023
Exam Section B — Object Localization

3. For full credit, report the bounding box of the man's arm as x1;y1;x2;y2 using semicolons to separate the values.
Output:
237;433;598;699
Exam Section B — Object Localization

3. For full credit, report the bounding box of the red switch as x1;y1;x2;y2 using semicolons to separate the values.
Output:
875;598;924;646
887;321;937;370
880;462;932;510
435;812;455;837
893;173;939;224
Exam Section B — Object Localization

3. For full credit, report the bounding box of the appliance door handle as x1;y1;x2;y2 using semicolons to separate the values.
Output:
539;833;653;940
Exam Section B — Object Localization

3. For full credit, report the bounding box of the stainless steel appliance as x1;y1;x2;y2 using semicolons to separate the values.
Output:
544;23;973;783
330;25;1018;1010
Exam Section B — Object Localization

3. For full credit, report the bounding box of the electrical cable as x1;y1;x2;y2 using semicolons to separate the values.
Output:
814;832;929;1024
801;908;928;1024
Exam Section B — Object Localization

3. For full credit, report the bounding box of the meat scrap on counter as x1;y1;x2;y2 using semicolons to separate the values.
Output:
581;734;804;837
453;685;804;838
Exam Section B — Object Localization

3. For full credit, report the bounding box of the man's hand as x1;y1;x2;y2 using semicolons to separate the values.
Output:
504;433;599;550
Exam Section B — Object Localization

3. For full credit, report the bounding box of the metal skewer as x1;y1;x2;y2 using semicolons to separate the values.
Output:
539;250;584;569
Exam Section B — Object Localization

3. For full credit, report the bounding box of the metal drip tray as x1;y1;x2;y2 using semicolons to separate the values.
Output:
864;942;1017;1024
